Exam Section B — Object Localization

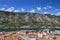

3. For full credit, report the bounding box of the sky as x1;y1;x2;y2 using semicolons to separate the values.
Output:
0;0;60;15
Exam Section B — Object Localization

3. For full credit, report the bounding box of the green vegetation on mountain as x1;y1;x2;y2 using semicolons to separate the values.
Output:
0;10;60;28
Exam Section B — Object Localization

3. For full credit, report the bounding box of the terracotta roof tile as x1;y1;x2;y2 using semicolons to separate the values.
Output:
56;36;60;40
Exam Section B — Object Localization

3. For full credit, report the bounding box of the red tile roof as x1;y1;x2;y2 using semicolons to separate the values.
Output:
56;36;60;40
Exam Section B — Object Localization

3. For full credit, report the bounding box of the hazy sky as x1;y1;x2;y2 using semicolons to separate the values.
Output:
0;0;60;15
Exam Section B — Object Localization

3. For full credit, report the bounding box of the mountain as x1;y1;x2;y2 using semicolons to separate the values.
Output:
0;10;60;28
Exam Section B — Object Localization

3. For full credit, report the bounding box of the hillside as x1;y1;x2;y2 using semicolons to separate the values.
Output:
0;10;60;28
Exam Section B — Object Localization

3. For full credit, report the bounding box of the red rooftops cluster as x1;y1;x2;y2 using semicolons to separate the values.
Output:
0;30;60;40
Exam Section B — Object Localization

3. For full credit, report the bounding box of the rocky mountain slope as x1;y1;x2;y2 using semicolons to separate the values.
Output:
0;10;60;28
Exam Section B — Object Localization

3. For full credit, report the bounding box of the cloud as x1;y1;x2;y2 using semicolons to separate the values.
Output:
29;9;35;13
43;12;48;14
0;7;25;12
0;8;5;10
21;8;25;12
14;10;20;12
44;7;47;9
51;14;54;15
55;12;60;16
37;7;41;11
47;6;52;8
6;7;14;12
43;12;53;15
54;9;60;12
